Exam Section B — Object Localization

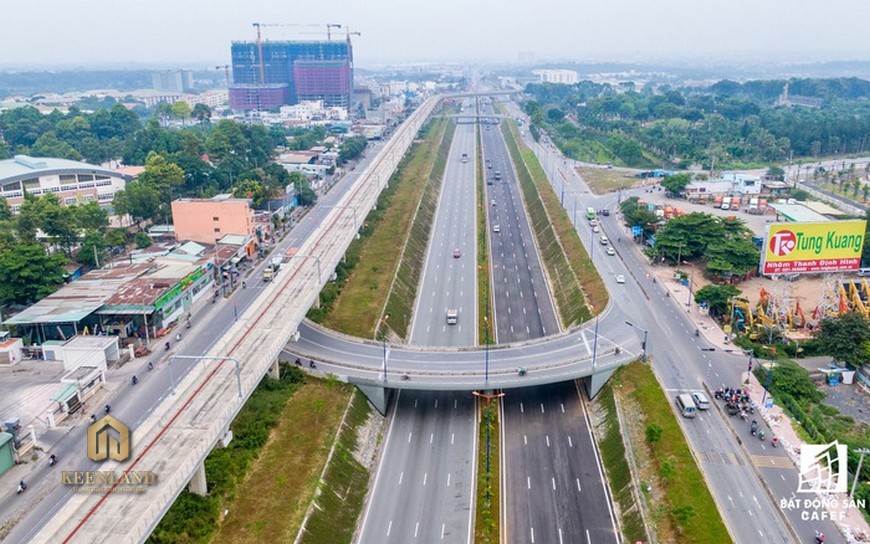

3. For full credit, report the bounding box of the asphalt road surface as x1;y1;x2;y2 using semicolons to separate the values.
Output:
357;112;478;543
481;101;618;544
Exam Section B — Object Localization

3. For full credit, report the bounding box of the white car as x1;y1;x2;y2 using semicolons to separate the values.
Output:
493;224;500;233
592;225;601;233
615;274;625;283
606;247;615;256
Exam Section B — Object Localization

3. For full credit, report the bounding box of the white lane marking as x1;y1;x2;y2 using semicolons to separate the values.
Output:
519;402;524;413
559;528;564;544
454;399;458;409
415;522;420;538
423;472;428;486
586;529;591;544
447;473;451;487
441;523;446;539
414;399;418;408
524;435;527;445
561;403;565;413
576;478;581;492
531;527;535;543
387;520;392;536
430;433;434;444
568;436;573;448
540;403;545;413
435;398;439;408
546;435;550;447
451;433;455;445
527;476;531;489
408;432;413;443
399;471;404;485
551;477;556;490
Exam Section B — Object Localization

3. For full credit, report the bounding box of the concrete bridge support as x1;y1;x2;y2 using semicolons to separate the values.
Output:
355;383;391;415
582;368;616;400
268;359;280;380
188;462;208;496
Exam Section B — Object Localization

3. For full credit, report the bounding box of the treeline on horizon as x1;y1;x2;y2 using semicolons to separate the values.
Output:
524;77;870;169
0;69;219;96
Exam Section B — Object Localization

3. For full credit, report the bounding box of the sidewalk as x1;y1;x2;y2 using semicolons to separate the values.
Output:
652;264;870;542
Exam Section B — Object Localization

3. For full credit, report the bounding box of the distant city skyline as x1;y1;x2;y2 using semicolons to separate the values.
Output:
2;0;869;69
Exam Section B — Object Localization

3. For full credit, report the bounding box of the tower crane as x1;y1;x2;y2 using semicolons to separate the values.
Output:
251;23;266;84
214;65;231;88
326;23;342;40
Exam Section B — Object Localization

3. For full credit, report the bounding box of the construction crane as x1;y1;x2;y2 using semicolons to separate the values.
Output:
326;23;342;40
251;23;267;84
214;65;231;88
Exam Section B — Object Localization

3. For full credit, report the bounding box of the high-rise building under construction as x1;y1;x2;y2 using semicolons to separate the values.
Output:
229;40;352;111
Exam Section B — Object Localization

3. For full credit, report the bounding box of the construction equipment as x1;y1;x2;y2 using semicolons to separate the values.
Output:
326;23;342;40
251;23;267;84
214;64;231;87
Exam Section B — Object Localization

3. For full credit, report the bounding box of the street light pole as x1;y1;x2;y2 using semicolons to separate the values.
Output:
591;315;600;370
683;260;695;308
170;355;243;398
484;315;490;384
382;314;390;382
625;320;649;360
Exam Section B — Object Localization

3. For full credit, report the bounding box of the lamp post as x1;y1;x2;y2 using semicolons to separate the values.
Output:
484;315;490;384
625;320;649;360
472;390;505;505
682;260;695;308
322;204;359;231
169;354;243;398
591;315;600;371
381;314;390;382
289;254;323;283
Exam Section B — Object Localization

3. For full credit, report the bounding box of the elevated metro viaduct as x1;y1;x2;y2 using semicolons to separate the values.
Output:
34;92;634;544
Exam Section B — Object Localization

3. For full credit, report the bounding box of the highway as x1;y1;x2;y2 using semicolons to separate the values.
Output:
508;99;844;543
480;101;618;544
4;96;442;544
357;114;477;542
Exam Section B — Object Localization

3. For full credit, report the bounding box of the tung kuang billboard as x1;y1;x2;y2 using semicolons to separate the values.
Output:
761;220;866;275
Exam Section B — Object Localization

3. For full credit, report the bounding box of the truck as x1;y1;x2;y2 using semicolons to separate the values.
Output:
263;257;282;282
446;308;458;325
721;197;732;210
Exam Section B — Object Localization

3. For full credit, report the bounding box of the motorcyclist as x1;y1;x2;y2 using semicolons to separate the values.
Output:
694;328;700;337
49;454;57;465
165;341;171;351
147;361;154;371
89;414;96;424
175;332;182;342
104;404;111;414
132;375;138;385
816;530;825;543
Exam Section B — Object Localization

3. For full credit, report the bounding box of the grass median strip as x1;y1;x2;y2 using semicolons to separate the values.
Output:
477;122;492;344
611;362;730;542
474;399;501;544
312;118;449;338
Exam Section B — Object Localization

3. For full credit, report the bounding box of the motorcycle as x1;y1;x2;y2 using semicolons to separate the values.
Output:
165;341;171;351
694;329;700;337
175;332;182;342
104;404;111;414
816;530;825;543
309;360;317;369
89;414;96;424
772;436;779;448
759;429;766;441
16;480;26;495
401;374;410;381
186;320;191;330
132;375;138;386
147;361;154;371
49;454;58;466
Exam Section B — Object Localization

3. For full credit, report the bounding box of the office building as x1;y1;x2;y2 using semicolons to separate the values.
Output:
152;70;195;93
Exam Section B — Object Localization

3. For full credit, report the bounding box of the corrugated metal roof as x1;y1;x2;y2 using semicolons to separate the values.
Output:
51;383;78;403
0;155;127;183
768;203;830;223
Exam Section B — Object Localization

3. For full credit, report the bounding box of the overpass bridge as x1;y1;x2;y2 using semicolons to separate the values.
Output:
34;92;632;543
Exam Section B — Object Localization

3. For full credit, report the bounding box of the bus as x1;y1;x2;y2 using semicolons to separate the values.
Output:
586;207;596;221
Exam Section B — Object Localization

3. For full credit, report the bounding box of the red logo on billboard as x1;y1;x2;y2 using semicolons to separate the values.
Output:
769;230;797;256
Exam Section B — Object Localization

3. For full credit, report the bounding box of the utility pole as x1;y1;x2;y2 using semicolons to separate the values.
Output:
851;448;870;498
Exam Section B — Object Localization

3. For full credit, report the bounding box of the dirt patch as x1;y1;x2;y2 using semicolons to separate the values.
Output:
577;166;644;195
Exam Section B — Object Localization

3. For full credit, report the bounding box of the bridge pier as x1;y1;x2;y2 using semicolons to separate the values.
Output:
268;359;280;380
355;383;391;415
582;368;616;399
188;461;208;496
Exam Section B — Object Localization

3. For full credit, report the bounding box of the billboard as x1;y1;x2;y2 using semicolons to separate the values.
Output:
761;220;866;275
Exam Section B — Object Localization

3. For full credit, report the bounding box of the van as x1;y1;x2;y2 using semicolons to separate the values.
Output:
858;268;870;277
691;392;710;410
600;235;609;245
676;394;697;418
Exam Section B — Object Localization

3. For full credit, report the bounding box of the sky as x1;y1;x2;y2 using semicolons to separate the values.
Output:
2;0;869;69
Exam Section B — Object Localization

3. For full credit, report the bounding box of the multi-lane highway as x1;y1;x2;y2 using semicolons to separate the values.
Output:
479;102;618;544
508;99;844;543
358;113;478;543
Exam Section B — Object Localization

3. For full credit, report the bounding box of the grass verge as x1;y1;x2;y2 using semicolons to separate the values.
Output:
474;399;500;544
384;120;456;339
147;366;331;544
576;166;640;195
310;118;448;337
299;390;373;544
593;377;649;543
501;121;608;324
612;362;730;542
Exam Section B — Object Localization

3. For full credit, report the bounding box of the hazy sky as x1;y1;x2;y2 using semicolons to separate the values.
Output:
2;0;869;69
